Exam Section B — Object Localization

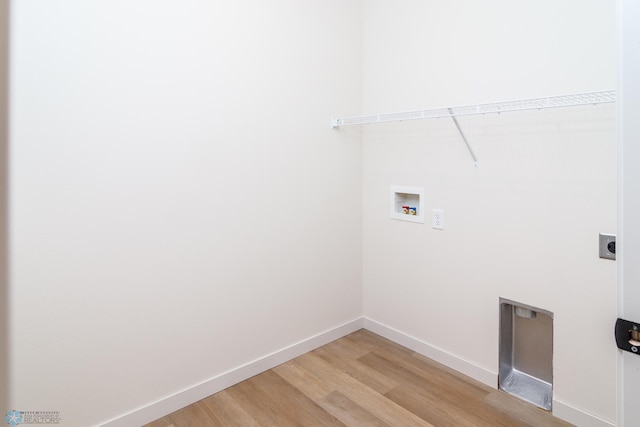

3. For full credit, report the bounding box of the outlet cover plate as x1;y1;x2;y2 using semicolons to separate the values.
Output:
432;209;444;230
599;233;616;260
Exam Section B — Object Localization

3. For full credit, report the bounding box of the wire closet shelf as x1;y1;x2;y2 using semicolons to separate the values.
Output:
330;90;616;128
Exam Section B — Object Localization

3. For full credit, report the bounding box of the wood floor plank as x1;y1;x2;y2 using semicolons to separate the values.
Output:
275;360;390;426
273;360;335;401
411;351;496;393
244;370;345;426
483;390;573;427
389;381;525;427
359;350;562;427
358;351;503;426
199;390;260;427
313;345;399;395
342;330;490;398
355;334;491;401
320;335;372;359
292;351;433;426
359;350;489;404
224;372;302;426
166;401;214;427
384;386;480;427
320;391;390;427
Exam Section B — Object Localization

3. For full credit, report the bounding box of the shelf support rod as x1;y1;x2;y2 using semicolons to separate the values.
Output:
448;108;479;168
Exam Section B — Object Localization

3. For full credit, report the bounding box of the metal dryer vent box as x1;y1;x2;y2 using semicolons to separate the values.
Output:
499;299;554;411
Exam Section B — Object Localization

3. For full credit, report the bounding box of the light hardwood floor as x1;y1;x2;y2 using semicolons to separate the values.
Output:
144;329;573;427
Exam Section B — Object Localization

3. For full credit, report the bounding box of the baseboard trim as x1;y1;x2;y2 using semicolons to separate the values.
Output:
362;317;497;388
99;318;364;427
552;400;615;427
100;317;614;427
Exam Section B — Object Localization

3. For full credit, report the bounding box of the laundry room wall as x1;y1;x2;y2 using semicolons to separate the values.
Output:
361;0;617;424
8;1;363;425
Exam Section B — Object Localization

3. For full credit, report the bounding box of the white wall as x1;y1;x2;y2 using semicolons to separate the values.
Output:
362;0;617;424
0;0;8;416
619;1;640;425
8;1;363;425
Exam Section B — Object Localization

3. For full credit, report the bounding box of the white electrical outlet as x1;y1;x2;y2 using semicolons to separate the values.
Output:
432;209;444;230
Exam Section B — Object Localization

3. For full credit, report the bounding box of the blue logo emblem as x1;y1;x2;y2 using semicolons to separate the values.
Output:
5;411;22;426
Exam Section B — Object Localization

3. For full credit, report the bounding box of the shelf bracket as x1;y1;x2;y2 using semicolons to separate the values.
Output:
448;108;479;168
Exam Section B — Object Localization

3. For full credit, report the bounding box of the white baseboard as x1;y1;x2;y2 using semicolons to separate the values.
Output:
362;317;497;388
99;318;364;427
552;400;615;427
100;317;614;427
